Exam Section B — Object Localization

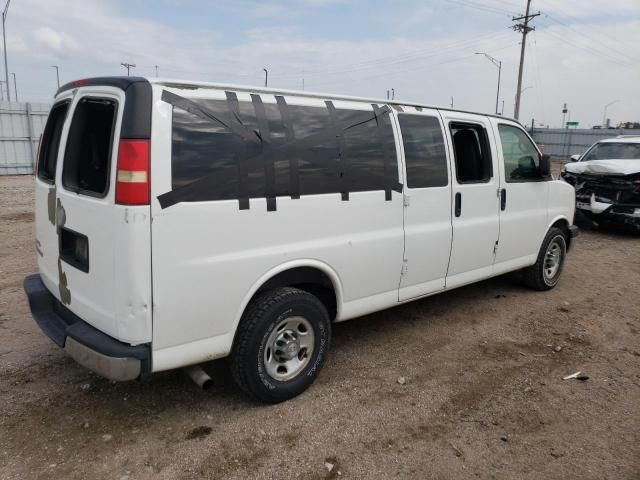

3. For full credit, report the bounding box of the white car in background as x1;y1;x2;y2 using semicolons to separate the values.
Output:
561;136;640;230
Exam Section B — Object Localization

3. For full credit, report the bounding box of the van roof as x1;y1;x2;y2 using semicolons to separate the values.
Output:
56;75;518;124
600;136;640;144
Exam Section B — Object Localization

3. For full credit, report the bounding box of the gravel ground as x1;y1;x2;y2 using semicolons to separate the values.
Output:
1;174;639;480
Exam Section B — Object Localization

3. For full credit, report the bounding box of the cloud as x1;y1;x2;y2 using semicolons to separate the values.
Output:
33;27;80;53
4;0;640;126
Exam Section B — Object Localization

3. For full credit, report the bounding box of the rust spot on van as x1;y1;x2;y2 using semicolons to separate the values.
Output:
47;186;56;226
57;258;71;305
54;198;71;305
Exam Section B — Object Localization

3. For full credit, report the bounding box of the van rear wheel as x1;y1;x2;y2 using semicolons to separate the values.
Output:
230;287;331;403
522;227;567;291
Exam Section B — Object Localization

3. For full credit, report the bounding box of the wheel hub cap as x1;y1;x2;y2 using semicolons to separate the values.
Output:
544;240;562;280
264;316;314;381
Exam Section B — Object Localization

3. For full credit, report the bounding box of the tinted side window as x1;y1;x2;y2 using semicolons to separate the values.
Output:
498;124;541;182
62;98;117;196
398;114;448;188
450;122;492;183
37;102;69;184
170;97;398;202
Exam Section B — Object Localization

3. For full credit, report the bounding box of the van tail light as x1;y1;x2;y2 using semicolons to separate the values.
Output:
116;139;150;205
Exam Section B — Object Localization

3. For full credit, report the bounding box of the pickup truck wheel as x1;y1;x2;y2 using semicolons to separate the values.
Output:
522;227;567;291
230;287;331;403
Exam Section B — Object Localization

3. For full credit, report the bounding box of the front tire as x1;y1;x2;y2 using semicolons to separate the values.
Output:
230;287;331;403
522;227;567;291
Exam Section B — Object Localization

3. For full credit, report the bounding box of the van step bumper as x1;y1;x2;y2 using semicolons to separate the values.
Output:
23;274;151;381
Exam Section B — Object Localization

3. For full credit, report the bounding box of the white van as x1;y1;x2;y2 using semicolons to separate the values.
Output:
24;77;577;402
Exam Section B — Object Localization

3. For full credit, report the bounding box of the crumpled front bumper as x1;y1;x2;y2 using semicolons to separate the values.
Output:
23;274;151;381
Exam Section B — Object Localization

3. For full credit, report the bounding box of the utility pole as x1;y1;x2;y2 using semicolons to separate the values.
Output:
2;0;11;101
475;52;502;115
263;68;268;87
512;0;539;120
154;65;159;77
51;65;60;89
10;70;15;100
561;103;567;128
450;96;454;108
391;88;395;100
121;62;136;76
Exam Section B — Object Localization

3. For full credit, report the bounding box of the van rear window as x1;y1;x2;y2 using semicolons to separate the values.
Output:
62;98;117;196
37;102;70;184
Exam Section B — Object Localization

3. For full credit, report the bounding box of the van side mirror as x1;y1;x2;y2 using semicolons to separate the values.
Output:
539;154;551;178
570;154;580;162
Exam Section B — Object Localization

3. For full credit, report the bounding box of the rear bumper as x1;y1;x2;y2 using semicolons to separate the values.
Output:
23;274;151;381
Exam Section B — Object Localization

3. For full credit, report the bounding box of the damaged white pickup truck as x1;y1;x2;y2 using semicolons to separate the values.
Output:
561;136;640;230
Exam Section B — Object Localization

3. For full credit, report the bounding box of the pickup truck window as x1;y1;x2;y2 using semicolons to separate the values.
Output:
398;114;448;188
498;124;541;182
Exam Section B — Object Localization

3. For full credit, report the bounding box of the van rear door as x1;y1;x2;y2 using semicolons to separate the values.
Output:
36;82;153;345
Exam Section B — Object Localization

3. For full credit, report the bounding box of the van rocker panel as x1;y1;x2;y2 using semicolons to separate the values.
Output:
23;274;151;381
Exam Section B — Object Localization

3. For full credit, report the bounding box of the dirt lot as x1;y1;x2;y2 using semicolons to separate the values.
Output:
1;174;639;480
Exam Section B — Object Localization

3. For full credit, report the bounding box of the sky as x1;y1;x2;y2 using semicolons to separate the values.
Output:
5;0;640;128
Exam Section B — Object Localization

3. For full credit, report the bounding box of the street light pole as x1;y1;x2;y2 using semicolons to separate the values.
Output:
602;100;618;128
263;68;268;87
10;70;15;100
475;52;501;115
2;0;11;102
51;65;60;89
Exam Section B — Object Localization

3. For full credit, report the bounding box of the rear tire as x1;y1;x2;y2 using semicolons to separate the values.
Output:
230;287;331;403
522;227;567;291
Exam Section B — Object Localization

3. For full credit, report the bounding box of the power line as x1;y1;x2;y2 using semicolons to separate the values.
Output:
447;0;516;16
542;13;640;64
541;26;630;68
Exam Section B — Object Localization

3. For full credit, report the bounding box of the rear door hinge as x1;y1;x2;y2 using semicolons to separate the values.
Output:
493;240;499;255
403;194;410;207
401;259;408;276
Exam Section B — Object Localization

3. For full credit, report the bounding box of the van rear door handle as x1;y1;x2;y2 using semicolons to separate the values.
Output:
500;188;506;211
455;192;462;217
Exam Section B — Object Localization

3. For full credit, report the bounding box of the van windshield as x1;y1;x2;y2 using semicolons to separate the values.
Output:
62;98;117;196
582;142;640;161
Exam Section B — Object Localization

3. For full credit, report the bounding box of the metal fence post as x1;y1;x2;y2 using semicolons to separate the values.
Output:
25;102;35;172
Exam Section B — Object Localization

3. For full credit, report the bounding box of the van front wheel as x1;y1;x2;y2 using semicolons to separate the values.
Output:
522;227;567;291
230;287;331;403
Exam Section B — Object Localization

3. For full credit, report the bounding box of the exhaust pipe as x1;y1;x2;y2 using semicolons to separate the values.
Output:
184;365;214;390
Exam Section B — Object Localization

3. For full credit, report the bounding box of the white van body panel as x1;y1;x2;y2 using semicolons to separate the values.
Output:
149;86;405;362
35;85;152;344
395;108;453;301
440;111;501;289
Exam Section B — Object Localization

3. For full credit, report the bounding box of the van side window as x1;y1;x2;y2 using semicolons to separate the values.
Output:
37;102;70;184
450;122;492;183
62;98;117;196
170;97;397;202
398;114;448;188
497;124;542;182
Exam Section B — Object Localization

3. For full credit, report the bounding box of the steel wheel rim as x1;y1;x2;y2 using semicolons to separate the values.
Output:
264;316;315;381
543;238;563;282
